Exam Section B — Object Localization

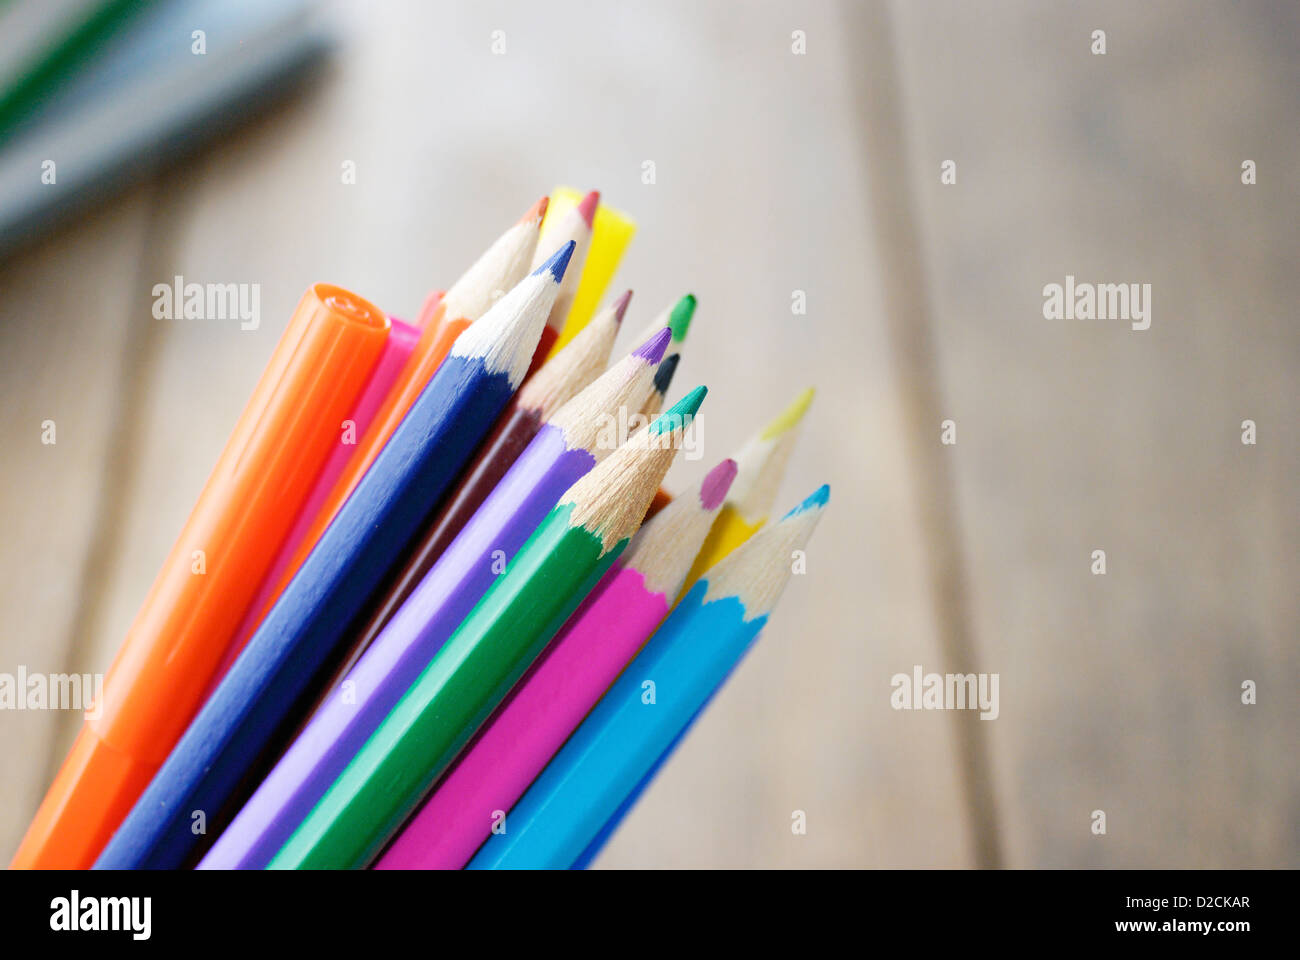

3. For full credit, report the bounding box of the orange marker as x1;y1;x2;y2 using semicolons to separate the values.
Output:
264;199;547;617
12;284;390;869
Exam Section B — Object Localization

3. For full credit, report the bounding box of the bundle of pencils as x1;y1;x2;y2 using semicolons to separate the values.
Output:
12;187;828;871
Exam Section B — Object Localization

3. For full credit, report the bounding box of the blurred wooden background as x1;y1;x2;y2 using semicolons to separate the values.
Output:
1;0;1295;868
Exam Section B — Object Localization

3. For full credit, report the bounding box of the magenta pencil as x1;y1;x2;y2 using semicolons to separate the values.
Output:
213;317;422;684
375;456;738;870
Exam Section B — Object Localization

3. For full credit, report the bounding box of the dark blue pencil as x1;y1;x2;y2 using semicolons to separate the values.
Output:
93;242;575;869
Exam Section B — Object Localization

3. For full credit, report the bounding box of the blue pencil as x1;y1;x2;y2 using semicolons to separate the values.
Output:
571;685;714;869
467;483;829;870
94;242;575;870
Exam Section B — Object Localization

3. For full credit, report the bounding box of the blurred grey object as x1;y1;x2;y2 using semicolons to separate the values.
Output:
0;0;333;259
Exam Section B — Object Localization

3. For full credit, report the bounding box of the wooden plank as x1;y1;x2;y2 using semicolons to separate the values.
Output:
886;0;1299;867
0;187;153;857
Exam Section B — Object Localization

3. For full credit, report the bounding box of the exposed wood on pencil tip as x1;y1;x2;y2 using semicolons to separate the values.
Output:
530;192;594;331
517;290;625;418
545;335;665;455
562;387;708;552
620;457;736;598
442;206;547;322
701;484;828;619
725;386;815;523
451;264;562;387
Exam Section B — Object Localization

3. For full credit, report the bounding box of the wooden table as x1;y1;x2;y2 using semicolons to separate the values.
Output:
1;0;1294;868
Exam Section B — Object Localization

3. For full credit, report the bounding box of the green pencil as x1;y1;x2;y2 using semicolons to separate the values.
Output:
269;386;709;869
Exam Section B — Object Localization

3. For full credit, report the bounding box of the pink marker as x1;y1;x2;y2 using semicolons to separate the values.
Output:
209;317;422;689
375;457;738;870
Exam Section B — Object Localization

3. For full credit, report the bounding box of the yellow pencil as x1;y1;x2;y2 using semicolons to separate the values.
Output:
680;387;814;597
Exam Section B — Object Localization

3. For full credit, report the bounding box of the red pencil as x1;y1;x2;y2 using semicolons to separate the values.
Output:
526;190;599;377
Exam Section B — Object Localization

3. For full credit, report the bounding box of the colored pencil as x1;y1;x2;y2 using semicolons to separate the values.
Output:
525;190;599;377
265;198;548;619
517;488;832;873
467;484;830;870
414;289;445;329
644;353;681;420
92;243;574;870
213;316;422;687
571;623;762;869
10;284;390;870
377;457;738;870
569;719;686;868
634;293;694;522
544;186;636;356
634;293;695;417
641;352;683;527
336;290;635;681
198;323;668;871
268;386;708;869
682;386;815;594
571;644;737;869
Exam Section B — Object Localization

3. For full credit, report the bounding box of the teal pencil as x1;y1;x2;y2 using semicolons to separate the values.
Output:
468;484;829;869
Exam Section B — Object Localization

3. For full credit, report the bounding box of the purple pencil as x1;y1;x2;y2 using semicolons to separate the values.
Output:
198;326;672;870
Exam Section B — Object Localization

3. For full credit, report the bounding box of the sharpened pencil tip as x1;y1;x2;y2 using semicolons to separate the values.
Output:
612;289;633;324
633;327;671;365
534;240;576;282
576;190;601;227
761;387;815;441
521;196;549;225
668;294;697;342
652;352;680;395
651;385;706;434
783;484;830;517
700;458;738;510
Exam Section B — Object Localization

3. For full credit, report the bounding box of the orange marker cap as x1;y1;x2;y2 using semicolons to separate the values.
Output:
12;283;389;869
